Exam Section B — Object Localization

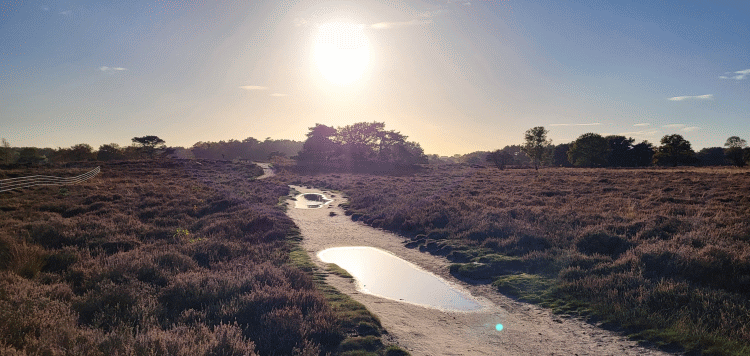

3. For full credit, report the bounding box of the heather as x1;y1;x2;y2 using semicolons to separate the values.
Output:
0;160;400;355
287;165;750;355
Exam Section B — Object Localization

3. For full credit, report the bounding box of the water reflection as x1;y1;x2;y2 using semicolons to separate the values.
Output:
294;193;332;209
318;246;483;311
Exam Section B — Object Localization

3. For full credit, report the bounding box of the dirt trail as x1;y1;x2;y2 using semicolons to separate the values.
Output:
286;186;678;356
253;162;274;179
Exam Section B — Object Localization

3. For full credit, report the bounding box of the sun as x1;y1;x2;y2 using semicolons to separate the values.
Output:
314;22;370;85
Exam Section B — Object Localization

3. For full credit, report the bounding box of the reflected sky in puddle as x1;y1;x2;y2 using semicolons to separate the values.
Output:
294;193;333;209
318;246;483;311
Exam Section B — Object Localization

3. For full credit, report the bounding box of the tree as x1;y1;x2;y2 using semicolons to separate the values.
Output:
1;138;14;164
336;122;384;161
567;133;610;167
521;126;552;170
552;143;573;167
697;147;729;166
97;143;126;161
653;134;696;166
605;135;635;167
132;136;166;159
17;147;46;165
632;141;655;167
298;124;339;162
486;149;512;170
724;136;748;167
69;144;95;161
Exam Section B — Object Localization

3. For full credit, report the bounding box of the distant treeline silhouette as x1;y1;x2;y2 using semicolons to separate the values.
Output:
1;128;748;169
454;131;750;169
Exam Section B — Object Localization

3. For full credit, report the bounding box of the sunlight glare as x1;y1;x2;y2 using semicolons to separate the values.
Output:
314;22;370;85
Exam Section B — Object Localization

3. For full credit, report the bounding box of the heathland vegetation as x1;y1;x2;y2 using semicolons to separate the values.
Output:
0;160;406;355
285;165;750;355
2;125;750;355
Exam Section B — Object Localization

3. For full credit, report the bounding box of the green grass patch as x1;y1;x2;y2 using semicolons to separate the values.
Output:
327;263;354;279
491;273;556;303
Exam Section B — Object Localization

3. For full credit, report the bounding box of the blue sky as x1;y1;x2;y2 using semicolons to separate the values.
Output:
1;0;748;155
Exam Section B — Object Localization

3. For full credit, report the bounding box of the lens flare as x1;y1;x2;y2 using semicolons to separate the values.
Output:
495;324;504;331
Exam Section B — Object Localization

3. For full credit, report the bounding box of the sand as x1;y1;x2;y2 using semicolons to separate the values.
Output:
286;185;677;356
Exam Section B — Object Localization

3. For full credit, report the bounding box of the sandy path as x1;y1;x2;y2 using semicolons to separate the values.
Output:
286;186;677;356
253;162;274;179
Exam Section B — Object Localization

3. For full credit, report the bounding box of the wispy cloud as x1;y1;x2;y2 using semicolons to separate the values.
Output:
239;86;268;90
662;124;685;128
719;69;750;80
370;18;433;29
682;126;701;132
668;94;713;101
99;66;127;72
633;123;650;127
548;123;602;127
619;129;659;137
269;93;288;97
59;10;72;15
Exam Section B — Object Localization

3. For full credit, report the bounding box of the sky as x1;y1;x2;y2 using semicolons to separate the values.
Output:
1;0;748;156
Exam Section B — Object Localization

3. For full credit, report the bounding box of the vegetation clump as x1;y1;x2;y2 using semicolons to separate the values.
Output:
0;161;405;355
292;165;750;355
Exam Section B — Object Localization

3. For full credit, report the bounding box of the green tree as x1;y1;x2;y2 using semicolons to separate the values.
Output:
298;124;339;162
132;136;166;159
336;122;384;161
17;147;46;165
486;149;512;170
605;135;635;167
697;147;729;166
69;144;95;161
724;136;748;167
1;138;14;164
632;141;655;167
653;134;696;166
552;143;573;167
567;133;610;167
521;126;552;170
97;143;126;161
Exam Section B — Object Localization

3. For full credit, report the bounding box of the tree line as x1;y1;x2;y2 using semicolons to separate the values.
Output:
0;136;304;165
483;127;750;169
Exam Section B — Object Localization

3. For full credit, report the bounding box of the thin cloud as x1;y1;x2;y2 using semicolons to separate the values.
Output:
633;123;650;127
239;86;268;90
682;126;701;132
370;18;433;29
59;10;72;15
662;124;685;128
99;66;127;72
548;123;602;127
618;129;659;137
668;94;713;101
269;93;288;97
719;69;750;80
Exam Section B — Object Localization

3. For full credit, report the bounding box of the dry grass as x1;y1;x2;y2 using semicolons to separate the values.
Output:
0;160;395;355
286;164;750;355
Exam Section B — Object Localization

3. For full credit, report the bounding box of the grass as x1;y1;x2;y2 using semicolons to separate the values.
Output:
287;164;750;355
326;263;354;279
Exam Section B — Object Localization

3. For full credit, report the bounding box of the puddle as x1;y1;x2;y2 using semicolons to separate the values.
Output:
318;246;484;311
294;193;333;209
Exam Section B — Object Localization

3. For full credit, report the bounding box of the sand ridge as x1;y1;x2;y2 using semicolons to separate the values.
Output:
286;185;677;356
